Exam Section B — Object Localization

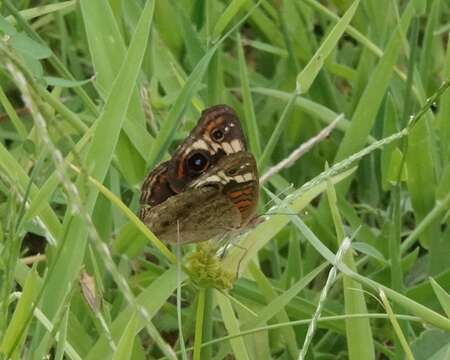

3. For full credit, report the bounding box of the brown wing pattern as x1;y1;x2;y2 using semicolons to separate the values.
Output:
139;161;176;219
168;105;247;192
139;105;259;244
142;186;241;244
139;105;247;212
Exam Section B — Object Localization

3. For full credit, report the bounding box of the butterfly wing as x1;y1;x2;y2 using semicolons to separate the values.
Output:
142;185;242;244
139;161;177;215
139;105;247;208
192;151;259;226
168;105;247;192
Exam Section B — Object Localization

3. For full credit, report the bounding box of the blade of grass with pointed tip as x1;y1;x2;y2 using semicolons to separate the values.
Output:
296;0;360;94
146;0;263;168
237;32;261;158
212;0;250;41
257;0;360;170
146;47;217;168
333;2;415;193
112;313;138;360
80;0;152;184
32;0;155;349
430;278;450;318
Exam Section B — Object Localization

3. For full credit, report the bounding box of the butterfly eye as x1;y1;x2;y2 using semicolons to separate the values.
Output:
211;128;225;142
186;152;210;173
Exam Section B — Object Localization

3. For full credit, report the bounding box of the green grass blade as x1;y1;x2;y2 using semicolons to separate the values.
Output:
247;261;298;357
438;36;450;163
80;0;151;184
193;289;206;360
87;267;182;359
223;167;356;271
0;84;27;140
244;262;327;330
419;0;441;93
326;177;375;359
296;0;360;94
334;2;415;191
0;266;40;357
146;49;217;168
0;142;62;242
379;290;415;360
5;1;75;24
237;33;261;157
146;0;262;168
430;278;450;318
112;313;138;360
288;211;450;332
258;1;359;170
33;0;155;347
212;0;250;41
2;0;98;114
216;290;251;360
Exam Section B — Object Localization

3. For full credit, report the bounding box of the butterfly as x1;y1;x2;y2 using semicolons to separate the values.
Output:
139;105;259;244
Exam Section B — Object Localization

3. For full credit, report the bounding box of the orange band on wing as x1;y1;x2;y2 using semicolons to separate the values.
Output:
177;161;185;178
229;187;253;199
206;117;224;132
234;199;253;209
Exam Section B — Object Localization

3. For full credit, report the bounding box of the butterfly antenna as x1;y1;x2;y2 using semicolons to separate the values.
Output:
233;244;249;281
216;234;249;281
216;233;232;259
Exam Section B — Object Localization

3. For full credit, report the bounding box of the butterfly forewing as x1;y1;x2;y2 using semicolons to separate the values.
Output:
168;105;247;192
139;105;247;209
139;161;175;217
